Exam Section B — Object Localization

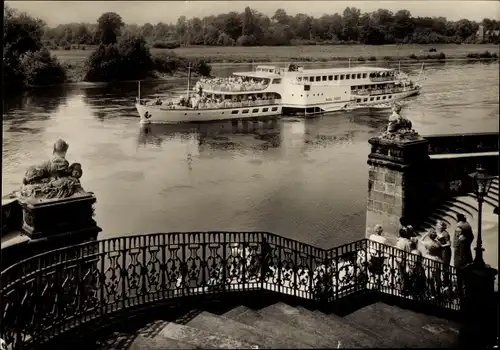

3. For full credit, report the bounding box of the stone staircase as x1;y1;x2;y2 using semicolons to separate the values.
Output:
416;176;499;235
121;301;460;349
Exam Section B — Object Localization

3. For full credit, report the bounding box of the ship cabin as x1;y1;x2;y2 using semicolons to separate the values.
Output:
190;68;284;109
280;66;410;110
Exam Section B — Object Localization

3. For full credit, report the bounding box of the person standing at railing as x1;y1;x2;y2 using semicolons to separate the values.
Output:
436;221;452;287
420;229;444;298
408;239;426;300
453;214;474;298
367;225;388;276
396;228;413;294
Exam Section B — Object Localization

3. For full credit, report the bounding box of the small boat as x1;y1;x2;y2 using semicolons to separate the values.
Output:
135;64;283;124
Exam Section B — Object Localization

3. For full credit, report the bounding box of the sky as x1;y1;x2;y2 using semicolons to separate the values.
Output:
6;1;500;26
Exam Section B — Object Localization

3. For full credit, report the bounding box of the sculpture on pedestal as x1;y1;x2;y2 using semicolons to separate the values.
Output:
20;139;87;200
380;103;421;141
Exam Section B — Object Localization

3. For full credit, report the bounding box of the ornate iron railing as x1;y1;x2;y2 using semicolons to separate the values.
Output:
0;232;462;349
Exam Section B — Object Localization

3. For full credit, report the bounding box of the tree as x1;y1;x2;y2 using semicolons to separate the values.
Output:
272;9;289;25
392;10;415;42
341;7;362;41
95;12;124;45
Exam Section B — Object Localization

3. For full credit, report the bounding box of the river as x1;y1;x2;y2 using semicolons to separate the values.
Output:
2;61;499;251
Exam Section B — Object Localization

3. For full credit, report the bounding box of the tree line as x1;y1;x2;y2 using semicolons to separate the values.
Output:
42;6;500;47
3;7;210;91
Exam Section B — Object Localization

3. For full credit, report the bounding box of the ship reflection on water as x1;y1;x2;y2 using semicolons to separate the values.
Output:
137;118;282;151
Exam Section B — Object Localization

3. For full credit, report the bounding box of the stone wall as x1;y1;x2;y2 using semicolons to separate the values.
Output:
428;154;499;204
424;132;499;155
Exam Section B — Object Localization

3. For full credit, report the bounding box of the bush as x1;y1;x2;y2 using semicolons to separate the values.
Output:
21;47;67;86
153;51;182;73
217;33;235;46
409;54;418;59
368;56;377;61
186;58;211;77
383;56;392;61
84;36;153;82
152;41;180;49
236;35;257;46
357;56;366;61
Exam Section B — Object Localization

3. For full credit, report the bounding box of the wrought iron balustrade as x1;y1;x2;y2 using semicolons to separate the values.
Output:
0;232;461;349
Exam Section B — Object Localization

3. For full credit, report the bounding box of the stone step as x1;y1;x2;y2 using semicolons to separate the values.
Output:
257;303;362;348
344;303;445;348
294;306;391;348
224;305;315;348
157;322;259;349
490;186;498;196
222;305;253;320
129;334;198;350
187;311;299;349
372;302;460;348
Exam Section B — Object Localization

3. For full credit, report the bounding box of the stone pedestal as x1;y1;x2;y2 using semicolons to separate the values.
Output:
18;193;97;238
460;263;498;349
2;193;101;271
366;136;430;243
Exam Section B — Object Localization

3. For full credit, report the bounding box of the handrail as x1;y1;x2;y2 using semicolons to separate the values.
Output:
0;232;462;349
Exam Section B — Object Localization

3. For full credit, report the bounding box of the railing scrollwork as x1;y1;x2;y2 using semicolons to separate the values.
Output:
0;232;462;349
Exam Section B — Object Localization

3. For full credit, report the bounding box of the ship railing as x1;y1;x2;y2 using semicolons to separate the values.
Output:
370;76;395;82
199;82;269;93
197;99;281;109
353;87;412;96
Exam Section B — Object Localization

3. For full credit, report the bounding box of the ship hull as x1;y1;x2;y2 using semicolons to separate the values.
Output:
136;104;282;124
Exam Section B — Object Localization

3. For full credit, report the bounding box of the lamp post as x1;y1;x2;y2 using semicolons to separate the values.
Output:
468;165;496;266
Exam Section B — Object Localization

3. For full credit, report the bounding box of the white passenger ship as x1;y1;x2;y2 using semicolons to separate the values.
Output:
136;63;422;123
278;63;423;116
135;66;283;124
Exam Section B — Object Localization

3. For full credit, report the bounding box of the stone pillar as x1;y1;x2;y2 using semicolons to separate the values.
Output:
1;139;101;271
460;263;498;349
366;136;430;244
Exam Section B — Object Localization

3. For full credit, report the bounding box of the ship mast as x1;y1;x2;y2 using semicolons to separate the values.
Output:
186;62;191;100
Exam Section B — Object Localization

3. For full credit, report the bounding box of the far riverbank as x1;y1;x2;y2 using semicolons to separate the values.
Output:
52;43;498;84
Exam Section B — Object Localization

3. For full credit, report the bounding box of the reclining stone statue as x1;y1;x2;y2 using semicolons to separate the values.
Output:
20;139;87;200
380;103;420;141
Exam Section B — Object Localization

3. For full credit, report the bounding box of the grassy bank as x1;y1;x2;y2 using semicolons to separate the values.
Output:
52;44;499;82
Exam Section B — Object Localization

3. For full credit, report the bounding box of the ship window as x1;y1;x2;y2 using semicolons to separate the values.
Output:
252;109;259;113
346;75;350;80
363;73;367;78
242;109;249;113
328;75;333;80
351;74;356;79
334;75;338;80
357;74;361;79
271;107;278;111
232;110;239;114
357;99;361;103
315;76;321;82
322;76;327;81
382;96;386;100
263;108;269;112
363;98;368;102
351;86;356;90
370;97;374;101
304;85;310;91
388;95;392;99
340;75;344;80
300;94;303;97
376;96;380;100
273;79;281;84
309;77;314;82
